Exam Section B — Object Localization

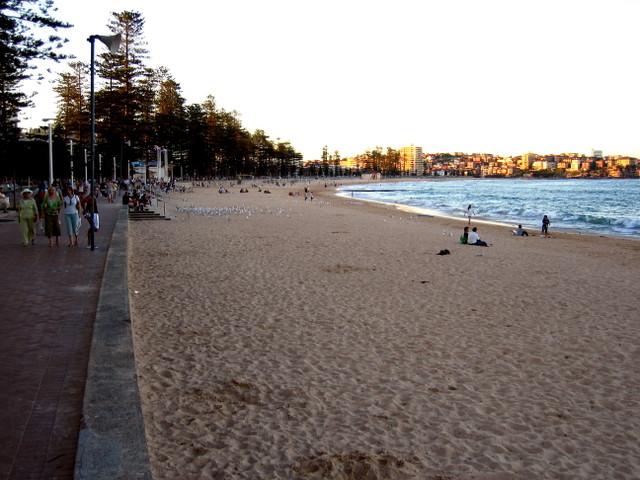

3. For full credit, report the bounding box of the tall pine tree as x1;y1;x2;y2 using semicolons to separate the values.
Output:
95;10;150;175
0;0;70;175
54;61;89;145
154;67;186;174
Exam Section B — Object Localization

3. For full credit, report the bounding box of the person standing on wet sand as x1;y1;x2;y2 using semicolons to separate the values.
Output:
17;188;39;246
465;204;475;225
541;215;551;236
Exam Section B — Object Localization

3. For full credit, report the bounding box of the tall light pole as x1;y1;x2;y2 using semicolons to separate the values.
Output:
120;139;130;181
43;118;55;186
68;139;74;185
88;33;120;251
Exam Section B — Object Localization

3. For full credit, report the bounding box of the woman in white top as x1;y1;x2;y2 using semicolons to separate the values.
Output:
62;186;81;246
465;204;475;225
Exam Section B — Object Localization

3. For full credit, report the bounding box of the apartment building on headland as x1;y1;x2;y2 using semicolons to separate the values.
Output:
336;149;638;178
399;144;424;175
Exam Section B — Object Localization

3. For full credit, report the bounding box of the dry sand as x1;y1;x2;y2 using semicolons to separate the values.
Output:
128;178;640;480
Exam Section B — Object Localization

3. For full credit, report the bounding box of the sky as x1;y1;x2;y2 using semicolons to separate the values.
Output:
18;0;640;160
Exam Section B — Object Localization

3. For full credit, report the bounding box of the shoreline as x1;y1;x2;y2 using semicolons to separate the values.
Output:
129;179;640;479
333;177;640;240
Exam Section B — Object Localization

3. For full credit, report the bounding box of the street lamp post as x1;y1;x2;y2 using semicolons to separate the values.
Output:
120;140;131;181
68;139;74;185
43;118;55;186
88;33;120;251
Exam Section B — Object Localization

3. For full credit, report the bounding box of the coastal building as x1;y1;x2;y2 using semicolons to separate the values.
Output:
532;160;557;170
400;145;424;175
617;157;637;167
570;159;581;171
341;156;362;170
521;152;537;170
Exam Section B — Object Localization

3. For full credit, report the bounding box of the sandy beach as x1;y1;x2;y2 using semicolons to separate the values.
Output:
128;178;640;480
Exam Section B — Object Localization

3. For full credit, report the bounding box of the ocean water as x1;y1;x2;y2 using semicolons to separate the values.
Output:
338;178;640;238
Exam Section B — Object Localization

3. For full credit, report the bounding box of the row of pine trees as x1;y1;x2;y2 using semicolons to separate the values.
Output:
1;10;303;182
52;11;303;180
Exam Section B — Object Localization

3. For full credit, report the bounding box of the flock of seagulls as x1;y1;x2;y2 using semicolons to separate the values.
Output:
172;204;300;220
156;195;424;225
155;194;337;222
177;205;256;217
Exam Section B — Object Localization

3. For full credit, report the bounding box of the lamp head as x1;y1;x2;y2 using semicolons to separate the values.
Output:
97;33;121;54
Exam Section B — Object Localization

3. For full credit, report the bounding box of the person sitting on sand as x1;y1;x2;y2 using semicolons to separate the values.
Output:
460;226;469;244
513;225;529;236
467;227;489;246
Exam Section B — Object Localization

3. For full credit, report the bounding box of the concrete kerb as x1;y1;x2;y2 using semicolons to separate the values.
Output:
74;206;152;479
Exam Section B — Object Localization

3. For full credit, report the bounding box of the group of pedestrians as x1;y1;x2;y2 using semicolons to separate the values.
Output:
16;184;100;248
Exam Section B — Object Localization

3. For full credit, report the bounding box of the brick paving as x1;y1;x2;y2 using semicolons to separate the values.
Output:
0;199;122;480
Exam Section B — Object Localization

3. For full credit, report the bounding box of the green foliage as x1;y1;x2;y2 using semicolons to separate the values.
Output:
0;0;70;172
6;8;303;180
85;10;303;179
54;61;88;143
95;11;151;160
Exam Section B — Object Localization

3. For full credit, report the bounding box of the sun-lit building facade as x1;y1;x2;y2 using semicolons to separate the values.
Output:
400;144;424;174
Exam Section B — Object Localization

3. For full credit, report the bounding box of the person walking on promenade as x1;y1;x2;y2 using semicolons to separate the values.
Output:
82;187;100;248
541;215;551;237
42;185;62;246
465;204;475;225
63;186;81;247
34;182;46;217
17;188;38;246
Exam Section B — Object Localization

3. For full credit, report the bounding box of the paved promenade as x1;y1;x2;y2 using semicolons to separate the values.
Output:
0;198;150;479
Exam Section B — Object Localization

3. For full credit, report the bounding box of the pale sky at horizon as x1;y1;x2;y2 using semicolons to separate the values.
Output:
19;0;640;160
